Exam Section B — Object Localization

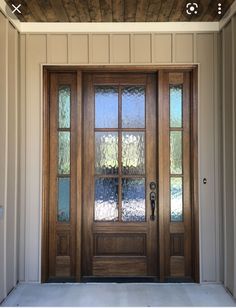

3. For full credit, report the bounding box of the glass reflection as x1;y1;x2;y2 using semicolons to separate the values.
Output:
58;132;70;174
95;178;119;221
122;178;145;222
57;177;70;222
58;86;70;128
170;131;182;174
122;86;145;128
170;85;182;128
170;177;183;221
122;132;145;175
95;86;118;128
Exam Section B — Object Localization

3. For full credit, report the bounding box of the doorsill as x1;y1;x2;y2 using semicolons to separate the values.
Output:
81;276;160;283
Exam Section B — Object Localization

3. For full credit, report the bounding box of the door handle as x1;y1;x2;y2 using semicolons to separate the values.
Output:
150;191;156;221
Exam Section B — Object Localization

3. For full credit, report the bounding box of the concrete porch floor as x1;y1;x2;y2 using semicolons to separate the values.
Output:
1;283;236;307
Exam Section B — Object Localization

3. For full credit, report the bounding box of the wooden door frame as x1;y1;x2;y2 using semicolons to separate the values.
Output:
41;65;199;283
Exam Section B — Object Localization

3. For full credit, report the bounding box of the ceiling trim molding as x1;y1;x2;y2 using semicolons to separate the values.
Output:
220;0;236;29
0;0;21;31
19;22;219;33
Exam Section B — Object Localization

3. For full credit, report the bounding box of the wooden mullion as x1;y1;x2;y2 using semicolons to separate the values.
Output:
95;128;146;132
57;128;71;132
118;86;122;222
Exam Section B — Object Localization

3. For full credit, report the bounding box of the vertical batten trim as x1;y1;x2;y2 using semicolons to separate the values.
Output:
213;32;220;283
193;33;197;63
19;34;26;282
130;33;134;63
108;34;111;64
68;34;71;64
128;34;131;63
231;15;236;298
24;33;30;282
150;33;153;63
88;34;92;64
109;34;113;63
13;27;18;287
151;33;154;63
171;33;175;63
222;27;227;288
3;17;9;298
66;34;69;64
46;34;51;64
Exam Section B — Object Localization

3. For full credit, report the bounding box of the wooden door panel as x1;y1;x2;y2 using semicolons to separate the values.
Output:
48;72;77;281
82;73;158;278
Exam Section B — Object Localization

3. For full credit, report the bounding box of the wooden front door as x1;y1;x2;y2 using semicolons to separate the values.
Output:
83;73;158;278
43;69;198;282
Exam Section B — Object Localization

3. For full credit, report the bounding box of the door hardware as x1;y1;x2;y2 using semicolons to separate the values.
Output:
150;191;156;221
150;182;156;190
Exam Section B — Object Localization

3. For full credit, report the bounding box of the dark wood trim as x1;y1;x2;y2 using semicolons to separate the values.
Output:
157;70;165;282
41;67;50;282
44;65;197;73
76;70;82;281
42;66;199;283
191;67;199;283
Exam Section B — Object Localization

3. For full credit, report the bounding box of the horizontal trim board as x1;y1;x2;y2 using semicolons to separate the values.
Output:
20;22;219;34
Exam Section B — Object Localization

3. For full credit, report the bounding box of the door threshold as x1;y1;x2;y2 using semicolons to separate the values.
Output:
81;277;160;283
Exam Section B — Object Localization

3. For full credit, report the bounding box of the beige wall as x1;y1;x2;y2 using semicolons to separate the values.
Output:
0;12;18;303
18;31;222;284
221;14;236;296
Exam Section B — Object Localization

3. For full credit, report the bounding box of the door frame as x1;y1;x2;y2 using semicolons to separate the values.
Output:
41;65;199;283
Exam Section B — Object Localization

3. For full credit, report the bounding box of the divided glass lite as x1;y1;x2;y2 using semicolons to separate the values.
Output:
169;85;183;222
95;86;146;222
57;86;71;222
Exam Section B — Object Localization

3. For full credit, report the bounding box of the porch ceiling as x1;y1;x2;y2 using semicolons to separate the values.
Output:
4;0;235;22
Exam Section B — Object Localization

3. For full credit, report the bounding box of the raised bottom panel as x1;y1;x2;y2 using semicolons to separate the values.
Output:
92;257;147;276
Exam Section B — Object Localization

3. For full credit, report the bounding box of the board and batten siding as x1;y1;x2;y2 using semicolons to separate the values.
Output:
19;31;222;284
0;12;18;303
221;14;236;297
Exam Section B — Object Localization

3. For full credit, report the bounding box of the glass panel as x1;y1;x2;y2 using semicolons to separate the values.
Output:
170;177;183;222
122;178;145;222
95;132;118;175
170;85;182;128
122;86;145;128
57;177;70;222
122;132;145;175
95;86;118;128
58;132;70;174
170;131;182;174
58;86;70;128
95;178;118;221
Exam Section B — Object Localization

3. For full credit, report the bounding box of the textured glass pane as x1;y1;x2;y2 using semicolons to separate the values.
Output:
170;85;182;128
95;86;118;128
95;132;118;175
59;86;70;128
95;178;118;221
58;132;70;174
122;86;145;128
57;178;70;222
122;132;145;175
122;178;145;222
170;131;182;174
170;177;183;222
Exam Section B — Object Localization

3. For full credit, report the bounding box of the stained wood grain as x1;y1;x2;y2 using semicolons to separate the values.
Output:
5;0;233;22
